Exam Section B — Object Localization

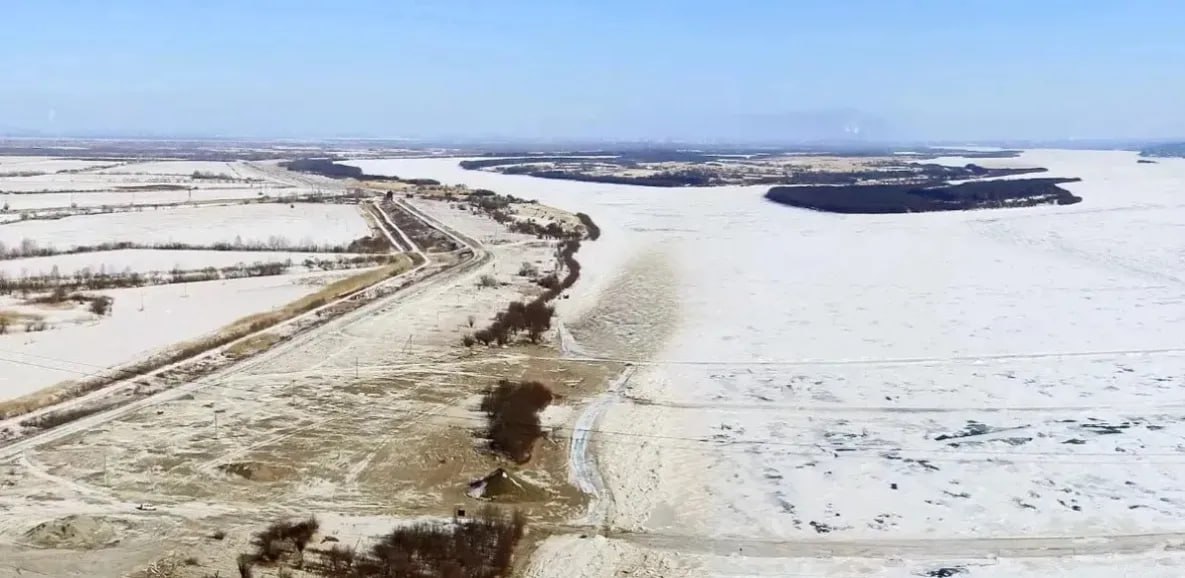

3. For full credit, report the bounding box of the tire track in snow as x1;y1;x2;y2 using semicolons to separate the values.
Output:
570;366;635;527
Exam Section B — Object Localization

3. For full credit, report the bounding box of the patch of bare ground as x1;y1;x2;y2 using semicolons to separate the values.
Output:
22;514;126;549
226;333;282;359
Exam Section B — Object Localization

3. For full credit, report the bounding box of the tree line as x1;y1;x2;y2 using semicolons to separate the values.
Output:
233;507;525;578
0;234;389;261
0;254;399;296
465;239;581;349
764;177;1083;214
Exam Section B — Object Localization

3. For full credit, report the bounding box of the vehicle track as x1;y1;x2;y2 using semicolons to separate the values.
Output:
569;368;633;525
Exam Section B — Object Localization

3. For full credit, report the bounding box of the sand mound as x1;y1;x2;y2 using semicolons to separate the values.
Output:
466;468;548;502
219;461;295;482
24;515;120;549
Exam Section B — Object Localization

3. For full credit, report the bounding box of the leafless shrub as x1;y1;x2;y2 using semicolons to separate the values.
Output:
317;545;356;575
477;274;498;288
576;212;601;240
470;240;578;349
143;554;183;578
237;554;254;578
517;261;538;277
479;379;555;463
473;329;494;346
0;237;361;262
251;516;320;563
462;334;476;348
88;295;113;316
310;507;525;578
0;255;393;298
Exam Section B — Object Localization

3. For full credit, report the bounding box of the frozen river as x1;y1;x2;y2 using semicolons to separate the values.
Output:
351;151;1185;577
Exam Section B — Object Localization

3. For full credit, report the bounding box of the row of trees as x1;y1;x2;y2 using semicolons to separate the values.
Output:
0;234;384;262
0;254;396;296
464;239;581;349
764;177;1083;214
576;212;600;240
464;190;595;242
469;300;556;346
234;508;525;578
502;166;719;187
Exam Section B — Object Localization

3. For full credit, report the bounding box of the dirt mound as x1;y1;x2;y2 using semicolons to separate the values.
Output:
219;461;295;482
24;515;121;549
466;468;547;502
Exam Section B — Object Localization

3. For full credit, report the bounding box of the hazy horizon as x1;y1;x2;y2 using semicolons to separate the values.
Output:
3;0;1184;143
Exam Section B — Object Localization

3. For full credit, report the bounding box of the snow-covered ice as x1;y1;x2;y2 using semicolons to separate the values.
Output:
356;150;1185;576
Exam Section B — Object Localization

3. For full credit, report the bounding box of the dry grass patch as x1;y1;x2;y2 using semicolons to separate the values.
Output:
148;255;413;360
225;255;414;335
0;310;45;322
359;180;413;193
0;309;44;334
225;333;282;359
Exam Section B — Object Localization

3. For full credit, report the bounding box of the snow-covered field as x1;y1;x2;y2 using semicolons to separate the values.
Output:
0;159;379;405
0;175;277;194
0;156;120;173
0;272;354;402
95;160;270;178
0;249;368;277
0;203;369;250
0;187;297;211
355;150;1185;576
0;158;313;211
0;157;329;220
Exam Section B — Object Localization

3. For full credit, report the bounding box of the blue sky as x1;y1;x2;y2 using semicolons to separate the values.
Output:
2;0;1183;142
